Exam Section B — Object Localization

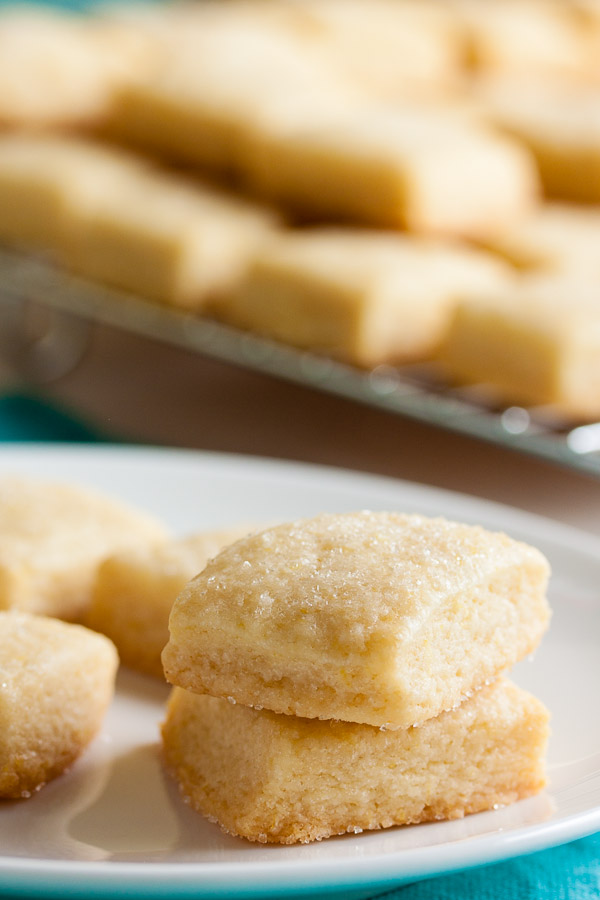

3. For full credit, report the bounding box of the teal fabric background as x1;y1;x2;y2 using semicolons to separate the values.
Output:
0;392;105;442
384;833;600;899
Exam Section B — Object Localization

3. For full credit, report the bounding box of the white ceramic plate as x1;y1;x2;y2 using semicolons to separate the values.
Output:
0;445;599;899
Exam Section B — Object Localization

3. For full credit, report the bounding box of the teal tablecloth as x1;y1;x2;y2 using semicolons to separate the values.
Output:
0;390;598;898
385;834;600;899
0;392;105;442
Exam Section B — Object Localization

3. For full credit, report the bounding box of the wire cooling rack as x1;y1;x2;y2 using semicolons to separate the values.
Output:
1;245;600;479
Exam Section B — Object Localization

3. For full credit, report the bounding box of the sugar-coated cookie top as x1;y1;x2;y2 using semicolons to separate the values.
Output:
172;510;550;656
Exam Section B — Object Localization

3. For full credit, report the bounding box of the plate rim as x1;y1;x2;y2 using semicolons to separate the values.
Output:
0;442;599;898
2;440;600;556
0;810;599;899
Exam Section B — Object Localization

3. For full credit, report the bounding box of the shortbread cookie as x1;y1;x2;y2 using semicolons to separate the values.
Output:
440;276;600;419
0;7;152;128
163;511;550;728
214;228;512;366
162;678;549;844
102;0;333;74
568;0;600;78
280;0;463;99
0;612;118;799
0;477;167;621
476;78;600;203
482;203;600;276
88;527;254;678
108;22;356;175
0;134;149;255
0;133;278;308
247;106;539;237
67;167;279;309
447;0;590;81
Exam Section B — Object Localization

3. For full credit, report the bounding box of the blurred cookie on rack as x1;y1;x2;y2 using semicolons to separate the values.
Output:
0;134;151;255
66;167;280;310
273;0;465;100
439;275;600;420
107;20;361;176
0;5;154;129
212;227;513;367
473;77;600;203
0;134;280;310
444;0;593;82
244;105;539;236
480;203;600;277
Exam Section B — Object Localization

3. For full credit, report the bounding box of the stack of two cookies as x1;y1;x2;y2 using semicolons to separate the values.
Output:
161;511;551;844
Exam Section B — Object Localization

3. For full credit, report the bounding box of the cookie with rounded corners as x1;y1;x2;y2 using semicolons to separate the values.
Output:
162;678;549;844
0;611;118;799
163;511;550;728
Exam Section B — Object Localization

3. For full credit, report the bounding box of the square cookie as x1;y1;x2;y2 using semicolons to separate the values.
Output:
162;678;549;844
0;134;148;255
475;78;600;203
88;526;254;678
0;6;151;128
448;0;590;81
0;612;118;799
247;106;539;237
215;228;512;366
0;477;167;621
67;167;279;309
279;0;463;99
163;511;550;728
440;275;600;419
108;22;354;175
481;203;600;277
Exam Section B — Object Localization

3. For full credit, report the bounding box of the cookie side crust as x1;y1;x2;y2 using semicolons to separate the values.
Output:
161;678;549;844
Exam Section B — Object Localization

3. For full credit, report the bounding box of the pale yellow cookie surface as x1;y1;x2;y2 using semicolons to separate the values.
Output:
162;678;549;844
88;526;254;678
108;21;355;175
447;0;591;81
482;203;600;276
279;0;463;99
216;228;512;366
0;477;167;620
0;611;118;799
476;78;600;203
0;133;278;308
163;511;550;728
67;168;279;309
0;134;147;255
440;276;600;419
0;7;152;127
247;106;539;237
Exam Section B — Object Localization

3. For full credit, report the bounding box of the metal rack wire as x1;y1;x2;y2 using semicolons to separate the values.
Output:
1;245;600;478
